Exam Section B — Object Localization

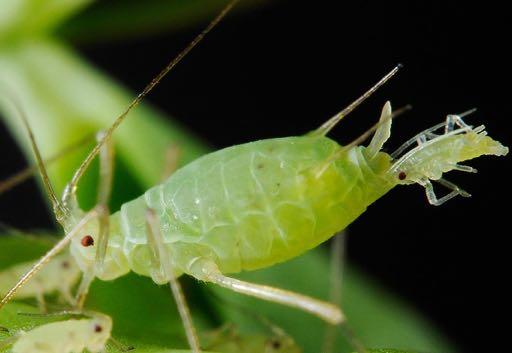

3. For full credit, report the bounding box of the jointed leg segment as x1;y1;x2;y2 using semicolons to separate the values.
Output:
189;259;344;325
145;209;201;353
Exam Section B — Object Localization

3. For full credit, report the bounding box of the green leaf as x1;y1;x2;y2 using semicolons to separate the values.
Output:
0;0;93;44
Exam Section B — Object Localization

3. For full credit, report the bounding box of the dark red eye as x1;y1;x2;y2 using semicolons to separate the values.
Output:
81;235;94;247
94;324;103;333
271;340;282;349
398;171;407;180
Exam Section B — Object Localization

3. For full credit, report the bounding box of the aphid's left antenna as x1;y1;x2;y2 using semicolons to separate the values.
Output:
311;64;402;137
0;92;68;223
62;0;240;207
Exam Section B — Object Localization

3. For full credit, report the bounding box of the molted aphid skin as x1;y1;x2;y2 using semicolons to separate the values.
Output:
7;313;112;353
0;254;80;306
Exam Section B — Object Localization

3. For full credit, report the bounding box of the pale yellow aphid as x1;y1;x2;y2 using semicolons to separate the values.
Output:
0;312;112;353
0;253;80;311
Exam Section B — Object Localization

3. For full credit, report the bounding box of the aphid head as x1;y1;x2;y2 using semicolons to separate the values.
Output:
87;313;112;352
387;111;508;205
265;335;302;353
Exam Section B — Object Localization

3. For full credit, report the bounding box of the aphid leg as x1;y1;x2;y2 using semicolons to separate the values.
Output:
59;283;76;306
191;259;344;325
366;102;392;158
109;335;135;352
75;132;114;308
444;108;477;133
35;290;47;313
323;231;346;353
161;144;182;181
145;209;201;353
73;206;109;309
419;178;470;206
0;208;100;310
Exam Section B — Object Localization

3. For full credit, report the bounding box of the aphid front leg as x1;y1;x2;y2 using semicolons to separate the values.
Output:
145;209;201;353
75;132;114;309
188;259;344;325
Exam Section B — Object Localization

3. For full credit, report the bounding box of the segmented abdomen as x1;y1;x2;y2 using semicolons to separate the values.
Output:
117;136;391;278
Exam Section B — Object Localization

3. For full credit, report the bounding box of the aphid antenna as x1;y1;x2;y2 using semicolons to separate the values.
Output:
314;99;410;178
62;0;240;207
0;90;68;223
458;107;477;118
311;63;403;137
17;310;87;319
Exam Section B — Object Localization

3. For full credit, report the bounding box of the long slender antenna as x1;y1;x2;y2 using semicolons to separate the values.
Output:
1;93;68;222
311;64;403;137
315;102;410;178
62;0;240;206
0;133;94;196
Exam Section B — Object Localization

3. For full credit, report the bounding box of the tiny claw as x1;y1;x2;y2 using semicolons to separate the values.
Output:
459;190;471;198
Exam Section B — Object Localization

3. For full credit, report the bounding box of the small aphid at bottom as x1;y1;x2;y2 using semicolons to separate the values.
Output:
0;312;112;353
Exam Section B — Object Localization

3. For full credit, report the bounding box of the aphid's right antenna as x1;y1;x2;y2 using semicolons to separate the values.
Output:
0;93;68;223
311;64;402;137
62;0;240;207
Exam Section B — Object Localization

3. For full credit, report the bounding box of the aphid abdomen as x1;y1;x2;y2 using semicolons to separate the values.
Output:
114;136;395;280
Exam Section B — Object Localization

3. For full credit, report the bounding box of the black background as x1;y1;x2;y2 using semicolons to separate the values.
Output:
1;1;510;353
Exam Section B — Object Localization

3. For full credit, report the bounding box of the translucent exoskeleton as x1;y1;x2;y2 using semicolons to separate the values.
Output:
0;1;508;353
0;312;113;353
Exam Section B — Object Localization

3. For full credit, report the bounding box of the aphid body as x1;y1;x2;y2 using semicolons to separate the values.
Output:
0;253;80;308
4;313;111;353
201;323;301;353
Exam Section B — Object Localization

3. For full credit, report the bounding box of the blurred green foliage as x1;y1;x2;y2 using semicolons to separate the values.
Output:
0;1;456;352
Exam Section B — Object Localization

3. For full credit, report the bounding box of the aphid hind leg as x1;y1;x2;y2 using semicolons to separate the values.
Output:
189;259;344;325
145;209;201;353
